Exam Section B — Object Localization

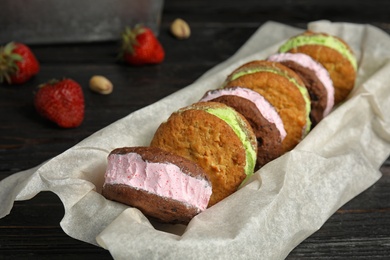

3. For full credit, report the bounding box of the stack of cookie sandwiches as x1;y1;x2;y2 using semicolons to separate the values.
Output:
101;30;358;224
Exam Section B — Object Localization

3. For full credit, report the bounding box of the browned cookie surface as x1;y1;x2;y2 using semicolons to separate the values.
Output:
150;102;254;207
280;60;328;127
210;95;282;169
224;60;308;152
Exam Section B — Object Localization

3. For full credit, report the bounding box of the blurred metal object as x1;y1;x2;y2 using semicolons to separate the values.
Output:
0;0;164;44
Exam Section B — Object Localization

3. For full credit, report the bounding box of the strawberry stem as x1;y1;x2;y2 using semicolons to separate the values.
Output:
118;24;146;60
0;42;23;84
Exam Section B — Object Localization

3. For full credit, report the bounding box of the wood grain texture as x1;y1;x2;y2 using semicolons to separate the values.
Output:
1;0;390;259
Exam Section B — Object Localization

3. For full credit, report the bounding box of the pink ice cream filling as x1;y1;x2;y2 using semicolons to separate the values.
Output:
104;153;212;211
268;52;335;116
200;87;287;141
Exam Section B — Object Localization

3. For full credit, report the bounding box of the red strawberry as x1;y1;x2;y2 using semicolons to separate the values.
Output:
0;42;40;84
34;78;85;128
119;25;165;65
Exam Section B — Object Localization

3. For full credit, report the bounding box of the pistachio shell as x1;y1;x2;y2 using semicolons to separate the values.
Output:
170;18;191;40
89;75;113;95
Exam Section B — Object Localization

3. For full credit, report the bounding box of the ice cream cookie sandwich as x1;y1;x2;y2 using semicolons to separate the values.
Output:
150;101;257;206
200;87;286;169
278;30;357;104
102;146;212;224
223;60;311;152
268;52;335;126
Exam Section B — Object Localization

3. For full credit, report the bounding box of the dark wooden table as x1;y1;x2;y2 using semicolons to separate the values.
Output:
1;1;389;259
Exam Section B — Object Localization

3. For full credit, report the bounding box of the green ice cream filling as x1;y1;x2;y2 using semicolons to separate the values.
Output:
227;66;312;135
278;34;357;71
205;107;257;178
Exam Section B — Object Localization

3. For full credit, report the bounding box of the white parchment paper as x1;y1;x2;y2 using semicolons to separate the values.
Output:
1;21;390;259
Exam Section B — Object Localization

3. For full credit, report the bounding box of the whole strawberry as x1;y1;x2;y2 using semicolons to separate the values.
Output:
119;25;165;65
0;42;40;84
34;78;85;128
